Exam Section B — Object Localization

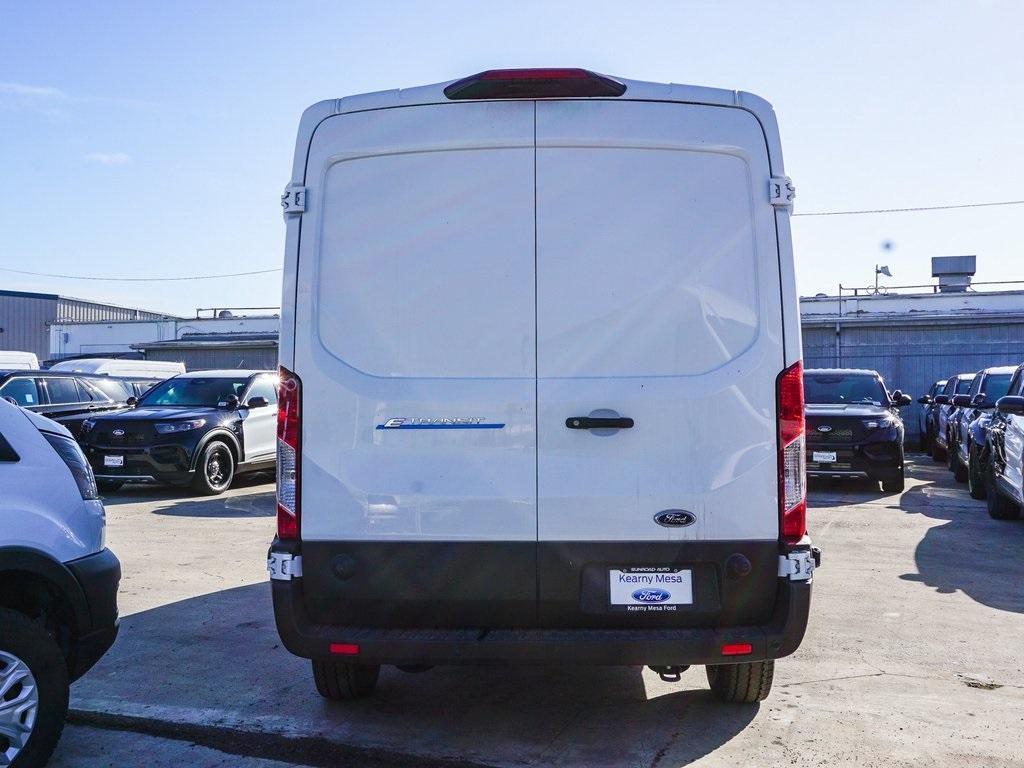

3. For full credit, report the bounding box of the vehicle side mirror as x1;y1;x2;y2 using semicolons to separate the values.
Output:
996;395;1024;415
917;395;932;405
245;396;269;409
952;394;972;407
933;395;949;405
971;393;986;406
894;393;913;407
126;396;138;407
221;394;240;410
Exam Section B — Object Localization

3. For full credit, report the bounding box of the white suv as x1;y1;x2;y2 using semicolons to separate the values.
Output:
270;69;817;705
0;399;120;767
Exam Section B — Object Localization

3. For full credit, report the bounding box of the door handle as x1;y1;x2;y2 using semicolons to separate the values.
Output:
565;416;634;430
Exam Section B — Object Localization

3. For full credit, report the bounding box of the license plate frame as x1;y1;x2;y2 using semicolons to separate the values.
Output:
103;455;125;468
608;567;693;612
812;450;837;464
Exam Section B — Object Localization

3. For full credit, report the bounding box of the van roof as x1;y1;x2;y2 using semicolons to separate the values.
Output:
289;71;786;183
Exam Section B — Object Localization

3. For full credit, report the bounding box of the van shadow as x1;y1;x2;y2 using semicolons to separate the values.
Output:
72;583;758;767
898;463;1024;614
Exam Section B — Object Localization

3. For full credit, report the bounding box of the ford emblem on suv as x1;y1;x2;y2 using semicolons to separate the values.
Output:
817;425;833;433
654;510;696;527
632;588;671;603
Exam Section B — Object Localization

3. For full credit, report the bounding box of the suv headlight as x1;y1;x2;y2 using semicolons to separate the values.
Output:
154;419;206;434
865;417;896;429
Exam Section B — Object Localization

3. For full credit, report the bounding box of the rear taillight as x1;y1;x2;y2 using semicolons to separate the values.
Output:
42;432;98;500
444;68;626;100
776;361;806;545
277;366;301;539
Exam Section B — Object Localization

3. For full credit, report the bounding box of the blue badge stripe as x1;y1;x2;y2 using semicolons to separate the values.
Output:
376;423;505;430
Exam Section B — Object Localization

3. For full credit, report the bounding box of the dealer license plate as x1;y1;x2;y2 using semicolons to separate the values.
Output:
812;451;837;464
609;568;693;611
103;455;125;468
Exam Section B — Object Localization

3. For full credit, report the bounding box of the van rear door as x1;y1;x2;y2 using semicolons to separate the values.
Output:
533;100;785;628
294;102;538;628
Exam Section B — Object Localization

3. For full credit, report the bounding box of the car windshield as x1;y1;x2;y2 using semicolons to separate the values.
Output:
956;377;974;394
982;374;1012;403
804;374;887;406
139;377;249;407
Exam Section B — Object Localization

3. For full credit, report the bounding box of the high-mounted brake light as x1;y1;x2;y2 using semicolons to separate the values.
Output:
777;361;807;545
277;366;301;539
444;68;627;100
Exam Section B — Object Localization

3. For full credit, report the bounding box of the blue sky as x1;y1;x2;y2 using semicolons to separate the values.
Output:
2;1;1022;315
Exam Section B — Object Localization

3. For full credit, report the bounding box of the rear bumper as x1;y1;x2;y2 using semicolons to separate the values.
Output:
65;548;121;681
269;545;813;667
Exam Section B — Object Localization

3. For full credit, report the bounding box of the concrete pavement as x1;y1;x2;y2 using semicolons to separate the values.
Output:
52;458;1024;767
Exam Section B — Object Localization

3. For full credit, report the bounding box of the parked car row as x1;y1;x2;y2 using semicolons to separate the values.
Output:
919;363;1024;519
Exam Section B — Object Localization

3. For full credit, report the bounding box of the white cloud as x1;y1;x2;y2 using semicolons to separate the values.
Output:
84;152;131;165
0;82;67;98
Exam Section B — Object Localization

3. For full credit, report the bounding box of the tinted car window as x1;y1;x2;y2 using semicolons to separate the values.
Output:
0;377;40;407
956;377;974;394
44;377;82;405
942;378;956;395
967;376;983;397
982;374;1012;404
244;376;278;405
804;374;887;406
140;377;250;407
90;378;133;401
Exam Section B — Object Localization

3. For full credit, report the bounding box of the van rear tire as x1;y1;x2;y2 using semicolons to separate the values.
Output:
312;659;380;700
706;660;774;703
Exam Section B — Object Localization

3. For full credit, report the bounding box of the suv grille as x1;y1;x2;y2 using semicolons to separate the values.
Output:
97;424;154;446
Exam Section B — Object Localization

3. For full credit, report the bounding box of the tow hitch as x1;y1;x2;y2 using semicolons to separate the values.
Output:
648;665;689;682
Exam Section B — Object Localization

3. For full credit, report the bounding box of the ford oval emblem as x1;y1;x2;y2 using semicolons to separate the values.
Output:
654;510;696;528
112;429;126;437
817;425;833;433
632;588;671;603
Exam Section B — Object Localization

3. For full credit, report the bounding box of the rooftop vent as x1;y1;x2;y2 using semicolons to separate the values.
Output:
932;255;976;293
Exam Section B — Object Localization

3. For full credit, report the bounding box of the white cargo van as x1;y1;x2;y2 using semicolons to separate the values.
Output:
48;358;185;378
0;351;40;370
270;69;817;704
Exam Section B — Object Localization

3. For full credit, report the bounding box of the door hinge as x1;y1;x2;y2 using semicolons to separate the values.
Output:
281;184;307;216
778;548;819;581
769;176;796;208
268;552;303;581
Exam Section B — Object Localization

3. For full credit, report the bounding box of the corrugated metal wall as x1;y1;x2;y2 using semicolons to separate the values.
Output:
803;319;1024;440
0;292;58;359
56;298;168;323
145;345;278;371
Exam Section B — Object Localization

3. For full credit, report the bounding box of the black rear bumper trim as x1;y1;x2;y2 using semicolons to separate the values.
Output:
270;557;811;667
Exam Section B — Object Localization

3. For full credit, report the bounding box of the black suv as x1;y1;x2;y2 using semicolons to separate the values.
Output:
804;368;912;493
78;370;278;495
916;379;946;453
0;370;141;437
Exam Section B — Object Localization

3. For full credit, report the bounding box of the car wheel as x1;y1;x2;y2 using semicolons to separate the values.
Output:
986;463;1021;520
882;472;905;493
97;480;124;493
706;660;773;703
312;659;380;700
191;441;235;496
932;437;946;462
0;608;69;768
950;445;967;483
967;447;987;500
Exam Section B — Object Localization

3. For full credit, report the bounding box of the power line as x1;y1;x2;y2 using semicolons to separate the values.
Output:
0;266;281;282
3;198;1023;283
793;199;1024;217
